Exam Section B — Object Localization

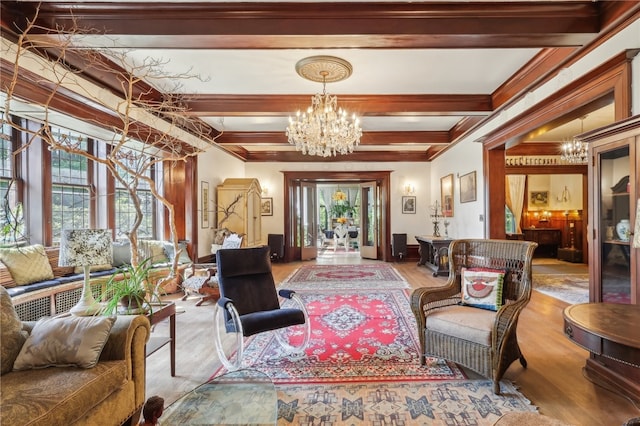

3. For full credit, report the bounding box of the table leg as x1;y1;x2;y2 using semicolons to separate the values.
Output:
170;311;175;377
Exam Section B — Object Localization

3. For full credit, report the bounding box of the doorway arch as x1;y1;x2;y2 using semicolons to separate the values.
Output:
282;170;392;262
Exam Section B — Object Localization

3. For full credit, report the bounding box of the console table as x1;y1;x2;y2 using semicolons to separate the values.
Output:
563;303;640;405
522;228;561;257
415;235;452;277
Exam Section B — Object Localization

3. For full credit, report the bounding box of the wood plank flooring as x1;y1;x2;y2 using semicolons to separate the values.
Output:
145;257;639;425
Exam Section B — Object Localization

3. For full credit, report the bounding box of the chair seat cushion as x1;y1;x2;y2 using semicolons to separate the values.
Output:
426;305;496;346
241;308;305;336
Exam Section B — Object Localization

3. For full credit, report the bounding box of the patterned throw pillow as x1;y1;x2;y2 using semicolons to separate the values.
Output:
0;244;54;286
13;314;116;370
461;267;505;311
0;286;28;375
139;240;170;265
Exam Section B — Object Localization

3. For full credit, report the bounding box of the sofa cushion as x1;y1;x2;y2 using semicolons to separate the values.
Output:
164;241;192;264
139;240;170;265
0;244;54;287
426;305;496;346
112;240;132;267
0;359;127;426
0;286;27;375
13;314;116;370
461;267;505;311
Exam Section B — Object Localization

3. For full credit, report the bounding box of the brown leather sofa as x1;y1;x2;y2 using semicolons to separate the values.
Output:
1;312;150;426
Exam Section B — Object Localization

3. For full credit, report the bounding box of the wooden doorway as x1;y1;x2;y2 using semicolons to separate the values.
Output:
282;171;391;262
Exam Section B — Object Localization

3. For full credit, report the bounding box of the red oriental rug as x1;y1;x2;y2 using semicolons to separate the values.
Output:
214;288;465;384
282;264;408;289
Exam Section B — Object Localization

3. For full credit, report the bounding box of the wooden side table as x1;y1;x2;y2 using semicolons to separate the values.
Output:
563;303;640;405
146;302;176;376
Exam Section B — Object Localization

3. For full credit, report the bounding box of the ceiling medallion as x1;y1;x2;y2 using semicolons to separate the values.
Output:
286;56;362;157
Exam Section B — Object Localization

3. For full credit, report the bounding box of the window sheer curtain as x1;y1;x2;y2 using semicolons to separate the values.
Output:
506;175;526;234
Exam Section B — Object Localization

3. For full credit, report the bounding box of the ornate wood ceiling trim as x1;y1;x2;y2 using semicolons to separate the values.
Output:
215;131;449;146
183;94;493;116
3;1;600;49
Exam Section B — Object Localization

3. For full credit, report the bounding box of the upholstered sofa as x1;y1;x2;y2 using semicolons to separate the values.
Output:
2;241;190;321
0;286;151;426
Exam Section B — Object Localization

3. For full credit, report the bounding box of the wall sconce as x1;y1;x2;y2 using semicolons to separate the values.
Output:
404;183;415;195
261;186;269;196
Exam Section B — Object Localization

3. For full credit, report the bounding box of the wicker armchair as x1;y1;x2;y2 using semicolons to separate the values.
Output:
411;239;538;394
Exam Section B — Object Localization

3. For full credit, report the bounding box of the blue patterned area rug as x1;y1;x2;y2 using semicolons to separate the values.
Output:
277;380;536;425
533;274;589;304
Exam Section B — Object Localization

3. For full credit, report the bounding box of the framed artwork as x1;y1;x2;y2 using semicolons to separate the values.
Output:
402;196;416;214
261;197;273;216
460;171;477;203
529;190;549;208
440;174;454;216
201;181;209;228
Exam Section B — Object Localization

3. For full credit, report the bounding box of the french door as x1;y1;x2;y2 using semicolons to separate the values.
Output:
359;181;379;259
300;182;318;260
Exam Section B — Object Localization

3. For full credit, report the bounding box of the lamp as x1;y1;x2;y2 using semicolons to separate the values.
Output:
286;56;362;157
59;229;113;316
560;116;588;164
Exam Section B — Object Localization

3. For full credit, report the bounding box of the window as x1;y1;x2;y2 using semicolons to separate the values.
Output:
0;114;22;244
50;128;91;243
505;205;516;234
114;158;156;240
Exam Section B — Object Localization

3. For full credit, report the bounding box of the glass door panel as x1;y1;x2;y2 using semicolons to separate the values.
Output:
300;182;317;260
360;181;378;259
598;145;631;304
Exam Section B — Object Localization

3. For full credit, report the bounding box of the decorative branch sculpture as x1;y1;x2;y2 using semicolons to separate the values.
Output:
1;5;221;283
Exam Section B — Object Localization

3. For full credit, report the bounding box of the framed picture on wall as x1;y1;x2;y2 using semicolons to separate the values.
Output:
530;190;549;208
460;171;477;203
261;197;273;216
402;196;416;214
201;181;210;228
440;174;454;216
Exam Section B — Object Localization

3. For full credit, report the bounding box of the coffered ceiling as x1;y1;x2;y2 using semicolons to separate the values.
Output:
1;1;638;162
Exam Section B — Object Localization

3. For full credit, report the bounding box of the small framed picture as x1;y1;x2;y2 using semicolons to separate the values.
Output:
460;171;477;204
440;174;454;216
201;181;210;228
261;197;273;216
402;196;416;214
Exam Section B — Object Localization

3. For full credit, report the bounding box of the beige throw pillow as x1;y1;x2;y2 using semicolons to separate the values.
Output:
13;314;116;370
0;286;28;375
0;244;54;286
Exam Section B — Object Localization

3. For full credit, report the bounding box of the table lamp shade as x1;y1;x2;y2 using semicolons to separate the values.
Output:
59;229;113;267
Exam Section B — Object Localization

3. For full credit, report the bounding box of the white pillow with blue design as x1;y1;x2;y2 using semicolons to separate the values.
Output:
461;267;505;311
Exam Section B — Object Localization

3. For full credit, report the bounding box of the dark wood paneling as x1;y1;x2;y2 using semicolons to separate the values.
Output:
216;131;450;146
485;147;506;239
244;150;431;163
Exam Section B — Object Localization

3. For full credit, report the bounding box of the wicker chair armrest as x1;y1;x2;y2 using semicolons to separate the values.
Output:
410;285;460;326
492;297;528;352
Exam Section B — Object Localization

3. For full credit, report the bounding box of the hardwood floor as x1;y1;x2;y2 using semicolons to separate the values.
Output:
145;257;639;425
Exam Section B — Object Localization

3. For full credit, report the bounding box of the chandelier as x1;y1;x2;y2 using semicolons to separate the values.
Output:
286;56;362;157
560;116;588;164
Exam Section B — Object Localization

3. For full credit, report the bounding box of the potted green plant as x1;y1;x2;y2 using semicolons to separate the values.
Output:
101;257;155;315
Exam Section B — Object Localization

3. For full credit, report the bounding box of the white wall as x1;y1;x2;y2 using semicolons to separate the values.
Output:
430;141;486;239
195;146;245;259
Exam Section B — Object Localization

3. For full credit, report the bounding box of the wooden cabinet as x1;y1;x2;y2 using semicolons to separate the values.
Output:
216;178;262;247
578;115;640;402
581;115;639;305
522;228;561;257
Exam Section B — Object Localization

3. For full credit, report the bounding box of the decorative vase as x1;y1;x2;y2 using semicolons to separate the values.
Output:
616;219;630;241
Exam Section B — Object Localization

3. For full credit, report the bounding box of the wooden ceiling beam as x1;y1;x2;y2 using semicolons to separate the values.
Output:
2;2;601;49
216;131;450;145
183;94;493;116
243;149;430;163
